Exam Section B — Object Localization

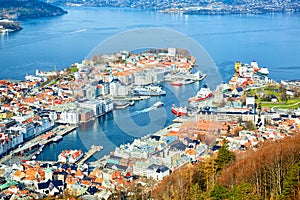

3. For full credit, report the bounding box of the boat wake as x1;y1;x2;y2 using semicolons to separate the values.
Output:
66;29;87;35
130;106;155;117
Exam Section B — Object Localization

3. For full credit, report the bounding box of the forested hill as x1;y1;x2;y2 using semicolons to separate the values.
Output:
0;0;67;20
152;134;300;200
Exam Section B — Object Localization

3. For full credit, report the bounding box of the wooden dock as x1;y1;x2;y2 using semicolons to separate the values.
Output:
76;145;103;165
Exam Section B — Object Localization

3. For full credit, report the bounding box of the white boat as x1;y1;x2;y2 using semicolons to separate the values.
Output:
189;84;212;102
171;105;187;116
257;67;269;76
153;101;164;108
133;85;166;96
53;135;63;142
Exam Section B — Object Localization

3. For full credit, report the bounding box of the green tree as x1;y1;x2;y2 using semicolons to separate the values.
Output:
188;183;203;200
215;140;234;172
210;184;230;200
230;183;259;200
281;160;300;199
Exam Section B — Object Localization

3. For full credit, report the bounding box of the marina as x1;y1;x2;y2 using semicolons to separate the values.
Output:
0;125;76;165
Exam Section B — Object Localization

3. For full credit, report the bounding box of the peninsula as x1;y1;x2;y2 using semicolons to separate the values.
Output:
0;0;67;31
0;49;299;199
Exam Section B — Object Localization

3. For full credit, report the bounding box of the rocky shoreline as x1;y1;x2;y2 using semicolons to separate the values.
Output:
0;0;67;32
0;20;22;33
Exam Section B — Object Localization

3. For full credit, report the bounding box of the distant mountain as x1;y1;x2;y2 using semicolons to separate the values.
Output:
0;0;67;20
42;0;300;14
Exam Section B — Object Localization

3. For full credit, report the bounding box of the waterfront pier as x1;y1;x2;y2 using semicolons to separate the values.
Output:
76;145;103;165
0;125;77;165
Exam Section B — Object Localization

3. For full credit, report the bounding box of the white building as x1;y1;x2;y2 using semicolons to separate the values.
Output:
146;164;170;181
60;109;79;125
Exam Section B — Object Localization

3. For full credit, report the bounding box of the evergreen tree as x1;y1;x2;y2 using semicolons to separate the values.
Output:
281;160;300;199
215;139;234;172
210;184;230;200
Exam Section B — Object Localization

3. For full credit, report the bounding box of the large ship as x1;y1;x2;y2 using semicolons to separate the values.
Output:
189;84;212;102
257;67;269;76
133;85;166;96
171;105;187;116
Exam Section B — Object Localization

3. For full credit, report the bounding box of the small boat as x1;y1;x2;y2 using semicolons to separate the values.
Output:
129;101;135;106
153;101;164;108
170;80;183;86
171;105;187;116
53;135;63;142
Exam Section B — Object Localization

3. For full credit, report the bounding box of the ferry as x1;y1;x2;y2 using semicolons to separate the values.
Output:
153;101;164;108
189;84;212;102
133;85;166;96
171;105;187;116
257;67;269;76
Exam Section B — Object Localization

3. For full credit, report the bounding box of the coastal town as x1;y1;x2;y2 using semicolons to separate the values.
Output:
0;48;299;199
47;0;300;14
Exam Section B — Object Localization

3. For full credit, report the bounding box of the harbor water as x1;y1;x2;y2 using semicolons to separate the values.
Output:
0;7;299;161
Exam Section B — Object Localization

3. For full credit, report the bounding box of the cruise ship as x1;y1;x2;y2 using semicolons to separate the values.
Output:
133;85;166;96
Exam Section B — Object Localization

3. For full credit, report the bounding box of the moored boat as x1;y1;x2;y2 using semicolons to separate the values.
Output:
53;135;63;142
257;67;269;76
170;80;183;86
171;104;187;116
189;84;212;102
133;85;166;96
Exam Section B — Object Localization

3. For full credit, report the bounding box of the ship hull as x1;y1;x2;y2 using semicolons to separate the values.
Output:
171;107;187;116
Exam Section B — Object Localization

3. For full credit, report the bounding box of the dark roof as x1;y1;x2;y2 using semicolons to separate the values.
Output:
37;180;63;190
108;155;122;160
150;135;161;141
157;165;169;173
148;164;169;173
211;145;221;151
105;163;128;172
184;137;193;143
61;163;70;170
111;78;121;83
87;186;99;195
148;164;160;170
236;87;243;92
170;142;187;151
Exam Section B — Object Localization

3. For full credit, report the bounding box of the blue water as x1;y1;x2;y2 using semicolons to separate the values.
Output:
1;7;300;161
36;82;201;161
